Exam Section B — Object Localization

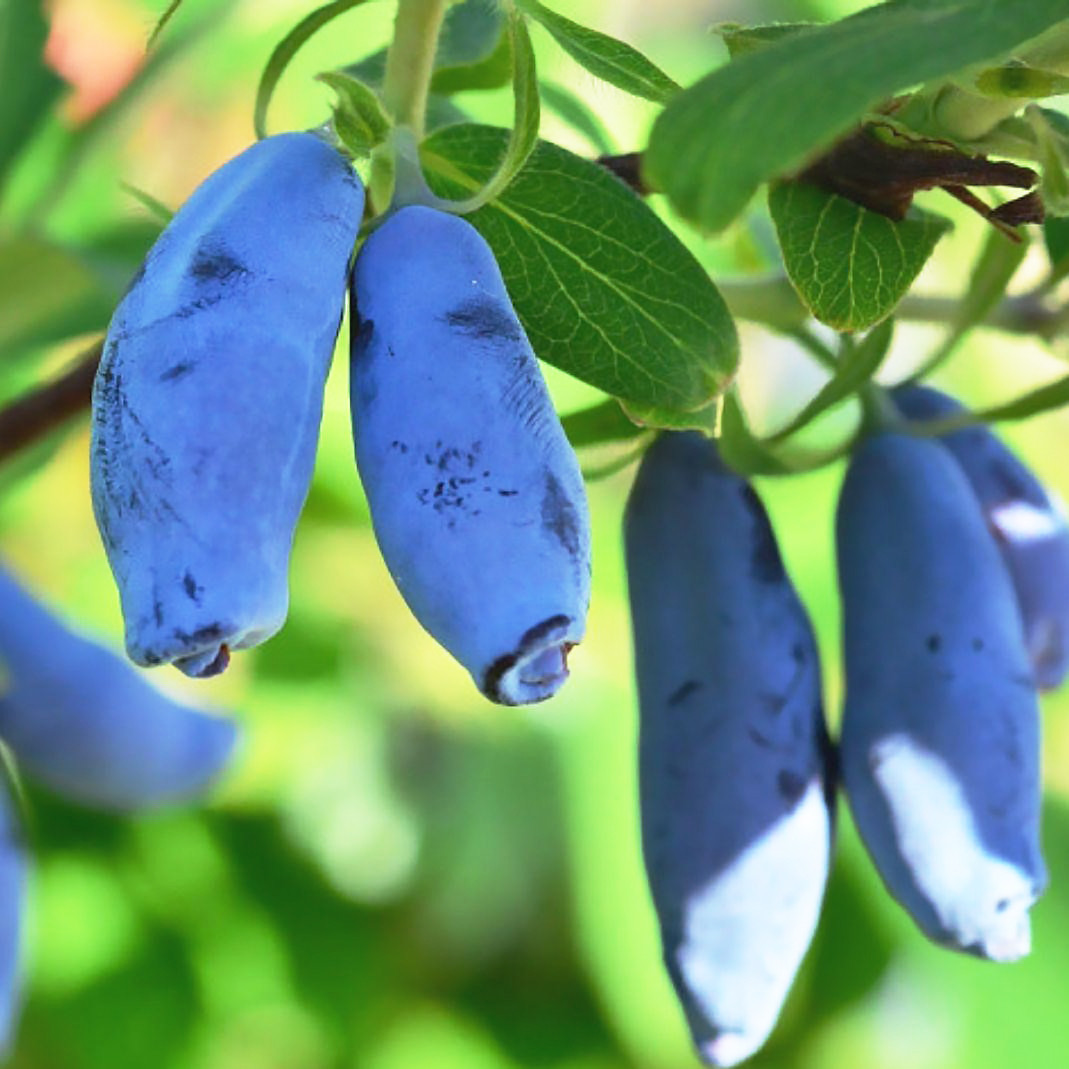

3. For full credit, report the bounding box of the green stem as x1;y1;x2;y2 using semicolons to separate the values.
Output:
369;0;447;213
381;0;447;137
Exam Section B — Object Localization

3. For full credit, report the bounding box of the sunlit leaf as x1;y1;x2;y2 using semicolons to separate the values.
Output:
421;124;737;417
769;182;952;331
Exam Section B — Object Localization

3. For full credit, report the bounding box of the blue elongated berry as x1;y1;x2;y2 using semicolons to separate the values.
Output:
837;432;1045;961
0;563;237;810
349;205;591;705
0;787;24;1056
91;132;365;677
893;383;1069;689
625;432;833;1068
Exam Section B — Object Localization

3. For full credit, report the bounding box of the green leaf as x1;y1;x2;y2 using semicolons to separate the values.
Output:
715;22;815;59
515;0;679;104
766;318;894;443
255;0;373;139
0;0;63;197
974;60;1069;98
0;237;111;359
343;0;507;95
443;11;540;213
538;80;614;155
561;399;645;448
1044;215;1069;281
646;0;1069;233
429;19;508;93
318;71;392;156
769;182;952;332
1027;105;1069;216
421;124;738;417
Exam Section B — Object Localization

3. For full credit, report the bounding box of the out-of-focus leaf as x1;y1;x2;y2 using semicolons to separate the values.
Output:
769;182;952;331
561;399;644;448
421;124;738;420
0;237;107;360
1045;214;1069;281
646;0;1069;232
917;222;1028;375
516;0;679;104
344;0;507;96
974;60;1069;98
0;0;63;197
538;80;614;155
1027;105;1069;216
767;318;894;443
715;21;815;59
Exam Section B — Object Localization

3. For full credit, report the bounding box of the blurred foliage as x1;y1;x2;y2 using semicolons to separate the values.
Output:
2;1;1069;1068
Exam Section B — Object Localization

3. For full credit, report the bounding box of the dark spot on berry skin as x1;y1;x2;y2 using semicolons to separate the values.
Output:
749;727;774;749
153;600;164;627
792;642;807;665
541;473;582;557
189;245;250;283
390;440;409;454
739;484;786;584
160;361;194;382
777;769;807;802
444;297;523;342
498;489;518;497
972;637;985;652
667;680;702;707
182;572;202;603
483;615;571;703
926;634;942;653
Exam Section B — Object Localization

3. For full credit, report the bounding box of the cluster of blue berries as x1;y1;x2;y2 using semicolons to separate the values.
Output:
90;131;591;704
0;127;592;1054
625;384;1067;1065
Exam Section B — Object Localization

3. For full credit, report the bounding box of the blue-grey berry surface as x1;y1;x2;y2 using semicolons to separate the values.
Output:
625;431;833;1068
837;431;1045;961
349;205;591;705
91;131;364;677
893;383;1069;689
0;563;237;810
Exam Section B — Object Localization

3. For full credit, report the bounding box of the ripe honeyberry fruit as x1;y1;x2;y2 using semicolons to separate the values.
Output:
349;205;590;705
625;431;833;1068
893;382;1069;689
91;132;364;677
837;432;1045;961
0;563;237;810
0;788;23;1056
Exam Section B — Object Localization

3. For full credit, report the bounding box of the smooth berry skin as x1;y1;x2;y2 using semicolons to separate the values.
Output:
0;790;23;1058
0;564;237;810
91;132;365;677
349;206;591;705
893;383;1069;689
625;432;833;1068
837;432;1045;962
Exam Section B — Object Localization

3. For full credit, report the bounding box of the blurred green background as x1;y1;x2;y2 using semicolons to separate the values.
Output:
3;0;1069;1066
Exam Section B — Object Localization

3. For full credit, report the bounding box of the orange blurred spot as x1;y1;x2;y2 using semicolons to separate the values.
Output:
44;0;147;122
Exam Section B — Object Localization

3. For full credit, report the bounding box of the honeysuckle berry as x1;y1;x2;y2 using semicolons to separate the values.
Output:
625;431;833;1068
837;432;1045;962
0;563;237;810
349;205;591;705
91;131;365;677
893;382;1069;689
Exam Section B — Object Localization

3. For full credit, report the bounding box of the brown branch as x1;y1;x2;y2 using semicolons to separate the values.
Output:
596;152;649;196
0;339;103;464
